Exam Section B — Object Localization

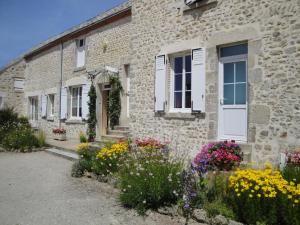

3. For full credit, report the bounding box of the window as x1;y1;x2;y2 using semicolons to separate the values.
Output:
71;86;82;118
14;78;24;92
220;44;248;105
76;38;85;68
29;97;38;121
0;96;3;109
48;94;55;117
172;54;192;111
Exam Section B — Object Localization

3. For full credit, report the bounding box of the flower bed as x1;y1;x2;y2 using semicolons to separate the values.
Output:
193;140;243;173
71;140;300;225
52;128;66;141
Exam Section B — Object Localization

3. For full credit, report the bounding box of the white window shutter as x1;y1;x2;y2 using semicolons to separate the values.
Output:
82;83;91;120
77;47;85;67
191;48;206;112
154;55;166;112
41;95;47;118
60;87;68;119
14;78;24;91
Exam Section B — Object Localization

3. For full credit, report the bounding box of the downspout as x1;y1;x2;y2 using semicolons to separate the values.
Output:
59;42;63;128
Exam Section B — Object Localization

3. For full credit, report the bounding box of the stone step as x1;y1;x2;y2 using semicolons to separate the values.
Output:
108;129;129;136
101;134;126;143
45;148;79;161
113;125;129;131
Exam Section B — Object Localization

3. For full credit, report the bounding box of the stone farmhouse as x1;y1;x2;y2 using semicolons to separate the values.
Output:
0;0;299;165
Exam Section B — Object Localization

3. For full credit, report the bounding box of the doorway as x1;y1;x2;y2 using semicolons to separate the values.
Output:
218;44;248;142
101;84;111;135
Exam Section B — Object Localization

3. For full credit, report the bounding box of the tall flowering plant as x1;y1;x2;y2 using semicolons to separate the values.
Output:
193;140;243;173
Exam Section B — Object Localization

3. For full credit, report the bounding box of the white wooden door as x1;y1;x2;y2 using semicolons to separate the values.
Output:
218;58;247;141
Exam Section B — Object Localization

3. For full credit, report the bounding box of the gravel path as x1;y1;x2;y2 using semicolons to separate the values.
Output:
0;152;185;225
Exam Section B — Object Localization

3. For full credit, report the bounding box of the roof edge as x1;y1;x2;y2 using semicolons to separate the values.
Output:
24;5;131;60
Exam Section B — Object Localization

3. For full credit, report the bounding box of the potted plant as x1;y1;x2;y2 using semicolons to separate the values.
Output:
52;128;67;141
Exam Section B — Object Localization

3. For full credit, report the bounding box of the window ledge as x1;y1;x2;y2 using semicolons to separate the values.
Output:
155;112;205;120
47;117;54;122
73;66;86;73
65;119;85;124
163;113;196;120
182;0;217;12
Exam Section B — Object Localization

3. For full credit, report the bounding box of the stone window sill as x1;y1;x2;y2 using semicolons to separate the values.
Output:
73;66;86;73
155;112;205;120
47;117;54;122
65;119;86;124
182;0;217;12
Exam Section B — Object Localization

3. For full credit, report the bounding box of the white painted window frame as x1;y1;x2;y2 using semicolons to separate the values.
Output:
170;53;192;113
70;86;83;119
76;38;86;68
29;96;39;121
48;94;55;118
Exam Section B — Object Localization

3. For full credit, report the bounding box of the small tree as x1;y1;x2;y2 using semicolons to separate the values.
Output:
87;84;97;142
108;75;123;129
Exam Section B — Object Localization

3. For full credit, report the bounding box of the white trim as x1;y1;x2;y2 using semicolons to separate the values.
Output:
169;53;192;113
218;51;248;142
48;94;55;117
70;86;83;119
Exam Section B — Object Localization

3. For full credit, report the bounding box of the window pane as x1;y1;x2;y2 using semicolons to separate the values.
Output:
175;74;182;91
174;92;182;108
224;84;234;105
236;61;246;82
185;91;191;108
72;88;78;117
235;83;246;104
186;73;191;90
185;55;191;73
174;57;183;74
224;63;234;83
220;44;248;57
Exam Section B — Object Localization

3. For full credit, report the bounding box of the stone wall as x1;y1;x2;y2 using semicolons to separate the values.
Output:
24;15;132;140
0;59;26;116
129;0;300;165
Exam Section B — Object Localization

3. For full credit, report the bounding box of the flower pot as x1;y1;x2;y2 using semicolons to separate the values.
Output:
53;133;66;141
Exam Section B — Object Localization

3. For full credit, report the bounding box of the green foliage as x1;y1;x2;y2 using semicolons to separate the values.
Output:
87;84;97;141
0;108;39;151
2;127;40;152
108;75;123;129
282;164;300;182
79;131;88;143
71;161;85;177
119;147;183;215
36;130;46;147
0;108;30;143
203;199;235;219
92;142;128;176
195;172;235;219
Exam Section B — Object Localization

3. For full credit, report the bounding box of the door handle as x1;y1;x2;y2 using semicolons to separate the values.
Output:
220;99;224;105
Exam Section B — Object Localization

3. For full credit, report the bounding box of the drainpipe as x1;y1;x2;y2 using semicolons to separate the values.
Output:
59;42;63;128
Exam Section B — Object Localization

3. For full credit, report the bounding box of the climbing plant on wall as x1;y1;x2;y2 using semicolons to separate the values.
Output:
108;75;123;130
87;84;97;141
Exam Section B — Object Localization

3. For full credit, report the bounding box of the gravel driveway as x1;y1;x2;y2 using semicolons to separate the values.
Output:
0;152;185;225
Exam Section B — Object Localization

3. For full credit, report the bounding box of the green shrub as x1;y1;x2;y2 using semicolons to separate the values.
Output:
71;161;85;177
79;131;88;143
203;199;235;219
194;172;234;219
92;142;128;176
227;165;300;225
36;130;46;147
2;127;39;151
0;108;30;143
119;147;183;215
282;164;300;182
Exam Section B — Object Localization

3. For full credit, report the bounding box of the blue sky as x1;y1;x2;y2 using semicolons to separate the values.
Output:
0;0;126;67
